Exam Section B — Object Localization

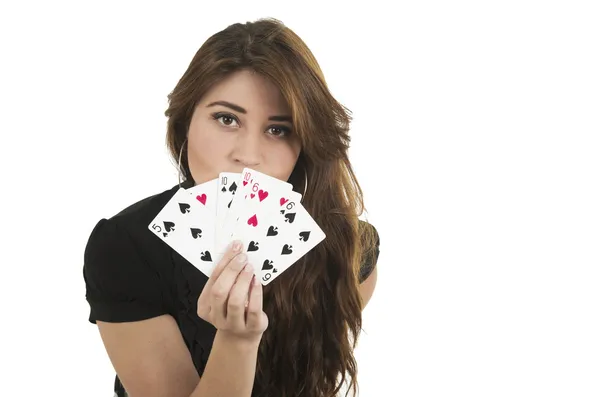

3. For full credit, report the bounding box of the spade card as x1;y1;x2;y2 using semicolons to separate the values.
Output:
239;199;325;285
148;187;216;276
232;190;302;280
263;204;325;285
215;172;241;254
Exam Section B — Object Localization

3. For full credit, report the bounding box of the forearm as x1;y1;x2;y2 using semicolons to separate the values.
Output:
190;331;260;397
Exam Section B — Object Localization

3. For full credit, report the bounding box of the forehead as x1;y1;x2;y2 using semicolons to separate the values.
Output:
200;70;290;113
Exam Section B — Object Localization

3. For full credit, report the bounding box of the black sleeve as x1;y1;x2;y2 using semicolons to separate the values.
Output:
83;218;169;324
358;221;380;284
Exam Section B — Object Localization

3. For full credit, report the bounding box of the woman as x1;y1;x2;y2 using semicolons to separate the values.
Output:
83;17;381;397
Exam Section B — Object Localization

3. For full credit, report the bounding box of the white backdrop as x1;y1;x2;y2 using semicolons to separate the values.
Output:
0;1;598;396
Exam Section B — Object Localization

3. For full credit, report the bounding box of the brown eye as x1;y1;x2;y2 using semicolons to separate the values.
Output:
211;113;239;127
220;116;234;125
268;126;292;138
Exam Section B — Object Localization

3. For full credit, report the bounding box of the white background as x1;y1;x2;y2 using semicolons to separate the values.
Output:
1;1;599;396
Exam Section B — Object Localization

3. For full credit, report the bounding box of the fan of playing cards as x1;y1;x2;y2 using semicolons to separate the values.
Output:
148;168;326;286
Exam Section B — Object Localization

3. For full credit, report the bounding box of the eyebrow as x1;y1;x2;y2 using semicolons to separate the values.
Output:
206;100;292;123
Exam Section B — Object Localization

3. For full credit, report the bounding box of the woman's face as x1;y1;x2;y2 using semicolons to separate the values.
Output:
187;69;302;185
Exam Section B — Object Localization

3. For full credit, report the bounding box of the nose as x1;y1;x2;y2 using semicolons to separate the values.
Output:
233;130;261;168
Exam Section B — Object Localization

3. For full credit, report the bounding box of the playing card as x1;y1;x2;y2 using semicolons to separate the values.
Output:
148;187;217;276
232;190;302;242
215;172;241;254
237;168;293;203
230;168;295;241
239;199;325;286
217;168;293;258
148;168;326;286
186;178;218;217
232;190;302;278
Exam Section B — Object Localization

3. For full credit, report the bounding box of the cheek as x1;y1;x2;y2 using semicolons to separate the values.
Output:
187;126;229;170
272;141;301;177
190;126;227;153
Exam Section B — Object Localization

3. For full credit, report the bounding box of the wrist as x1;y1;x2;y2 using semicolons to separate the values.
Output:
215;330;263;351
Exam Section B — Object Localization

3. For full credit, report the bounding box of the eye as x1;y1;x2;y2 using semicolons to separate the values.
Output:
211;112;292;138
267;126;292;138
211;112;239;128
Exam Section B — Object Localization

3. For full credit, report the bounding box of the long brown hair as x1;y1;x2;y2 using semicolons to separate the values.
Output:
165;17;378;397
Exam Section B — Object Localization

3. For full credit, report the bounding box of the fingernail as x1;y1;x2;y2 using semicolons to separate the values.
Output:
244;264;254;273
237;253;247;263
232;241;242;252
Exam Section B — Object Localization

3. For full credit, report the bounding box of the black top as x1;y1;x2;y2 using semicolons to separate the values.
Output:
82;181;380;396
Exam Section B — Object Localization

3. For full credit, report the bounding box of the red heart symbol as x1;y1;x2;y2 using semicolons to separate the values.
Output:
196;194;207;205
258;190;268;202
280;197;289;206
243;180;248;186
250;193;256;199
247;214;258;227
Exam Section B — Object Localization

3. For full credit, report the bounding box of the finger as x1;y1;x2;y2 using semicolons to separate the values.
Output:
245;275;264;330
244;279;254;311
199;241;242;311
205;241;242;289
227;263;255;329
210;252;248;321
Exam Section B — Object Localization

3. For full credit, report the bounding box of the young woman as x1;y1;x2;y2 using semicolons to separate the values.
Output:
83;17;381;397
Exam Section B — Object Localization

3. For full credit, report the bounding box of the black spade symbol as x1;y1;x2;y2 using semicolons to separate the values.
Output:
267;226;278;236
284;213;296;223
229;182;238;193
190;228;202;239
164;221;175;232
281;244;293;255
272;268;278;273
280;210;285;214
200;251;212;261
179;203;191;214
248;241;259;251
299;231;310;241
221;186;226;192
262;259;274;270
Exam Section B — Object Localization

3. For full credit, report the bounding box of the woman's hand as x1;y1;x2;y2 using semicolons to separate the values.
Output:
197;241;269;343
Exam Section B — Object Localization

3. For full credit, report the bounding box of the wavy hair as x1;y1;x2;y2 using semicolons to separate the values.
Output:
164;17;378;397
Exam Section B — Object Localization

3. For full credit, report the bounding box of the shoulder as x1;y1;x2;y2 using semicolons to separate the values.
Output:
357;220;380;284
83;183;182;323
84;182;182;264
109;183;182;232
85;183;180;250
358;220;380;243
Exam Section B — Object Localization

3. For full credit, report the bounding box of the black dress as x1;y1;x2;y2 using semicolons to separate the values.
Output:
82;181;380;396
